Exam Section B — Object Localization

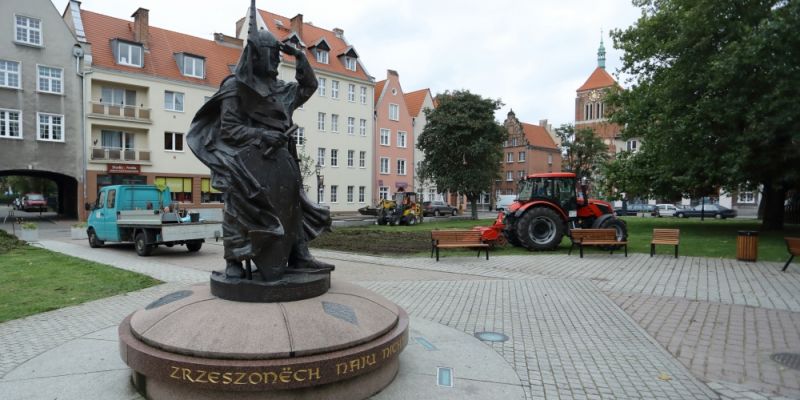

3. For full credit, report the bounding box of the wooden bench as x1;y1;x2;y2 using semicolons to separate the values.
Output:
651;229;680;258
783;237;800;272
431;230;490;261
568;229;627;258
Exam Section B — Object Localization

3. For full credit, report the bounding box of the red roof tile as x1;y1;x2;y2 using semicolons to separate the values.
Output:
258;10;371;82
521;123;558;149
576;67;618;92
403;88;432;117
374;80;386;105
81;10;242;88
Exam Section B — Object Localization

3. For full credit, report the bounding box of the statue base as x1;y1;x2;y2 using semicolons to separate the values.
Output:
119;281;408;400
209;270;330;302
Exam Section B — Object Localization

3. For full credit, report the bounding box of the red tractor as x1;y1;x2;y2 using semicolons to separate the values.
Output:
502;172;627;250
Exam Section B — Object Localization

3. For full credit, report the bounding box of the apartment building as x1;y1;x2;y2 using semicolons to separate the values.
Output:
405;88;439;201
373;70;414;203
495;110;562;197
0;0;84;217
246;9;375;211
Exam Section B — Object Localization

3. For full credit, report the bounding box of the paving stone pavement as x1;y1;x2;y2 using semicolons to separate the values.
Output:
2;240;799;399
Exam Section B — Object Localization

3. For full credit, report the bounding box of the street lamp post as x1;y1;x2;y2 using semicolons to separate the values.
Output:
315;162;323;204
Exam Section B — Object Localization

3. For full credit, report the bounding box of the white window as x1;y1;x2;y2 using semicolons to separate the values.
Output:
0;109;21;139
397;131;407;148
347;186;354;203
330;185;338;203
506;171;513;181
512;137;518;146
347;117;355;135
379;186;389;200
360;86;367;104
345;57;356;71
37;66;62;94
318;77;326;96
15;15;42;46
518;170;525;178
330;149;339;167
547;154;553;165
380;129;390;146
164;91;184;111
331;114;339;133
0;60;21;89
347;84;355;102
164;132;184;151
347;150;354;167
315;49;329;64
359;119;367;136
507;152;513;163
397;159;407;175
738;191;755;204
359;151;366;168
358;186;365;203
36;113;63;142
118;42;143;67
317;148;326;166
380;157;390;174
318;112;326;130
183;55;204;78
585;103;594;120
626;140;638;152
331;80;339;99
295;127;305;146
519;151;526;162
389;104;400;121
101;87;136;105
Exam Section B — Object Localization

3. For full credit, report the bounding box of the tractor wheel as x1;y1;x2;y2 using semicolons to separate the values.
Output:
494;234;508;247
134;232;153;257
504;229;521;247
516;207;564;251
88;229;104;248
596;217;628;250
408;216;416;225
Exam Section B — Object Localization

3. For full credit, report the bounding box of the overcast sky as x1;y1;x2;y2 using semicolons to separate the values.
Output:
51;0;642;127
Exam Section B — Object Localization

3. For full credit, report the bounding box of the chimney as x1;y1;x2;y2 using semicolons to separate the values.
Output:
131;8;149;48
290;14;303;37
333;28;344;38
388;69;399;78
539;119;548;129
214;33;244;48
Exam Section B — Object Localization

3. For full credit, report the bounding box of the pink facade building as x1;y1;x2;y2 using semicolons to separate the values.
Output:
373;70;414;203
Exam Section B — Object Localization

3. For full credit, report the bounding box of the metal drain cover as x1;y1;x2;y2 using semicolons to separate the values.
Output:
474;331;509;342
771;352;800;371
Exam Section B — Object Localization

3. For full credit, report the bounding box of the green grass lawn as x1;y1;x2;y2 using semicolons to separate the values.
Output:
0;231;162;323
312;216;800;262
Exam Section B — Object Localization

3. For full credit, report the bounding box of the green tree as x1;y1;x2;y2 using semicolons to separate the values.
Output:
610;0;800;230
555;124;609;183
417;90;505;219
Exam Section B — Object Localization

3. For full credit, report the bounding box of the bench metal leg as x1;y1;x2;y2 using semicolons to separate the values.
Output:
625;244;628;257
650;244;655;257
579;244;584;258
675;245;678;259
436;247;440;262
784;255;794;272
486;248;489;260
431;242;435;258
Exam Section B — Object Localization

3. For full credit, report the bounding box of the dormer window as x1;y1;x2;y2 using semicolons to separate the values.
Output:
344;57;356;71
177;53;205;78
315;49;329;64
116;41;143;67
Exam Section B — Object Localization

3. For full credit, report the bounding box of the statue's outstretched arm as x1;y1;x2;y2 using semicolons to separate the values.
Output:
281;43;317;108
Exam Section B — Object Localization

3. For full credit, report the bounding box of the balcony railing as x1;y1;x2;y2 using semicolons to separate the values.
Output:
90;146;151;163
89;101;151;122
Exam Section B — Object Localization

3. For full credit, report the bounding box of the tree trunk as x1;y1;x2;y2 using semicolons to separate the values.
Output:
760;181;786;231
467;194;479;220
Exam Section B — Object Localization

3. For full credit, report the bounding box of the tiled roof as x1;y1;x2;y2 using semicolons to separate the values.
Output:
80;10;242;88
521;123;558;150
258;10;371;82
374;80;386;105
577;67;618;92
404;88;431;117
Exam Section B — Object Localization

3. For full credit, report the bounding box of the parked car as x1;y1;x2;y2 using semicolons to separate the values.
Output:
656;204;680;217
422;201;457;216
674;204;737;219
21;193;47;212
357;204;379;216
614;203;659;216
495;195;517;211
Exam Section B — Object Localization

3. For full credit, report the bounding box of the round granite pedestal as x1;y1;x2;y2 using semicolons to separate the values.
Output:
118;281;409;400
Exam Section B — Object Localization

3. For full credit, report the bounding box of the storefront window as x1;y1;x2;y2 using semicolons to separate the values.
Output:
201;178;223;203
155;176;193;202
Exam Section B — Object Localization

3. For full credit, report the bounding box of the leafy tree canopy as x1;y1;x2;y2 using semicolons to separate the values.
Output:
555;124;609;183
417;90;505;219
609;0;800;229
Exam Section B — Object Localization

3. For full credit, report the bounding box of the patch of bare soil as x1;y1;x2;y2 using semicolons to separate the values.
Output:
310;229;430;255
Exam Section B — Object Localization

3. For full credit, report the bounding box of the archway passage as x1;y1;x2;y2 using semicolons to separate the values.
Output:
1;170;80;219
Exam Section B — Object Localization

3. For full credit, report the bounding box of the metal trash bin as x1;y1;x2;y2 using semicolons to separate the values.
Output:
736;230;758;261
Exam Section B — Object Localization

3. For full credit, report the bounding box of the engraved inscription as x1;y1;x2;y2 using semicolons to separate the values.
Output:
322;301;358;325
168;367;322;386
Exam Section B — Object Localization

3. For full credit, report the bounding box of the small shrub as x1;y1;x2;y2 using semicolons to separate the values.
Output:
21;222;37;230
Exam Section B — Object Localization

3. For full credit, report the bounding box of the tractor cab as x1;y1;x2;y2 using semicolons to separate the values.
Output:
515;173;578;216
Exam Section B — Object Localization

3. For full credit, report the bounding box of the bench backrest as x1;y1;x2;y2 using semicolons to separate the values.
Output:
786;237;800;255
653;228;680;243
432;230;484;244
570;229;617;242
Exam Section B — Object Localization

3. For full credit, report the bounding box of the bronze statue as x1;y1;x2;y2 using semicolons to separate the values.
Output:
188;0;333;283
